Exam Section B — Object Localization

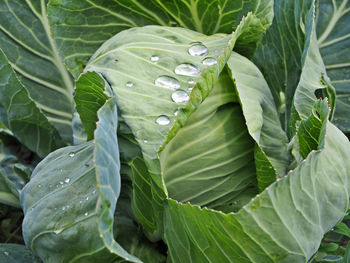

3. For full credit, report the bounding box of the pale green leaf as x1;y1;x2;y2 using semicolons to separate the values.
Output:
0;0;74;142
227;51;290;190
164;120;350;263
160;70;257;211
21;99;142;263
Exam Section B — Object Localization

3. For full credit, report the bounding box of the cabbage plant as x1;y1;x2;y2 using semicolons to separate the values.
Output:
0;0;350;262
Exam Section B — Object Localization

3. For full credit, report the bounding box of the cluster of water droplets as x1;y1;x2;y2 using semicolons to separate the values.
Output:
125;42;219;143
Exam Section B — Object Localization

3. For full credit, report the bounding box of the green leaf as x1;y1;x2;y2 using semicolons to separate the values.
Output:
298;100;329;158
334;222;350;239
48;0;273;78
21;99;142;263
0;0;74;142
159;70;257;211
0;244;41;263
317;0;350;133
75;71;109;140
344;243;350;263
164;120;350;263
0;49;64;157
227;51;290;191
290;3;336;135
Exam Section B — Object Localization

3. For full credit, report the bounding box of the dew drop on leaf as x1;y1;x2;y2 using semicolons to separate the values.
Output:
4;251;9;256
86;197;89;201
64;178;70;183
188;43;208;56
174;110;179;116
202;57;217;66
156;115;170;125
126;81;134;87
188;79;195;85
155;76;180;90
59;181;64;185
172;90;189;103
143;139;148;143
69;152;75;157
151;55;159;62
175;64;200;77
84;212;89;217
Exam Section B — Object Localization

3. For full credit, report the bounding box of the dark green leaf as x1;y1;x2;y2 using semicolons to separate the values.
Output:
0;0;74;142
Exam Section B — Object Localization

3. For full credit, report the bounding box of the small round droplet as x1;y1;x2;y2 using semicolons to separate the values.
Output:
49;184;53;188
126;81;134;87
64;178;70;183
143;139;148;143
155;76;180;90
188;87;193;92
84;212;89;216
62;207;65;211
202;57;217;66
59;181;64;185
156;115;170;125
38;184;42;188
4;251;9;256
175;64;200;77
86;197;89;201
174;110;179;116
151;55;159;62
69;152;75;157
188;43;208;56
188;79;195;85
171;90;189;104
92;190;96;194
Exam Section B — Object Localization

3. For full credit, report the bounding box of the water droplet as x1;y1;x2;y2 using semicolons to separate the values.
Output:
92;190;96;194
49;184;53;188
64;178;70;183
151;55;159;62
174;110;179;116
143;139;148;143
171;90;189;103
69;152;75;157
126;81;134;87
155;76;180;90
202;57;217;66
59;181;64;185
4;251;9;256
86;197;89;201
175;64;200;77
84;212;89;217
79;200;83;204
54;229;63;234
156;115;170;125
188;87;193;92
188;79;195;85
38;184;41;188
62;207;65;211
188;43;208;56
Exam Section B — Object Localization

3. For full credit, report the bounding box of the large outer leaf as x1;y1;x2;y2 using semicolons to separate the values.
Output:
0;49;64;157
164;120;350;263
159;70;257;211
48;0;273;78
317;0;350;133
227;52;290;191
21;99;142;263
0;0;73;142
